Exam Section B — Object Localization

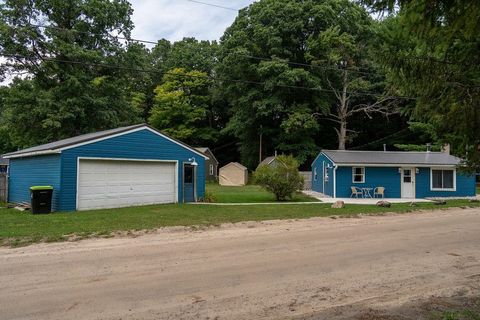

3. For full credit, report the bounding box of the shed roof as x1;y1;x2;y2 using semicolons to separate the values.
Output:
258;156;276;167
220;162;247;171
0;156;9;166
3;124;207;159
322;150;461;166
195;147;218;164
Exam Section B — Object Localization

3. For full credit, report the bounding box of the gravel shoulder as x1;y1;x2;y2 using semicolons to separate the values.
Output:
1;208;479;319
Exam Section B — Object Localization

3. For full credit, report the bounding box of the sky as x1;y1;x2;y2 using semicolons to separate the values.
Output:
129;0;257;43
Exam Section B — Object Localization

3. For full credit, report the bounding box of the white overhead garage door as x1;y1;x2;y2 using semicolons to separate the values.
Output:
77;159;176;210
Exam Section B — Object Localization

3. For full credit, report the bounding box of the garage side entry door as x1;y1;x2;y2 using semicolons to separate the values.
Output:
77;159;176;210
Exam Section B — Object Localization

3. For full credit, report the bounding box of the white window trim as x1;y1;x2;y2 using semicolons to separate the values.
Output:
430;167;456;191
313;167;318;181
209;164;214;175
324;166;329;182
352;167;365;184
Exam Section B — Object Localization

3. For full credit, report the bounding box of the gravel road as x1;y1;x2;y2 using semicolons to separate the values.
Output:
1;208;479;320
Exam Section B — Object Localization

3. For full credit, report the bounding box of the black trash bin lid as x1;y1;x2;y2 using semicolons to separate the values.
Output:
30;186;53;190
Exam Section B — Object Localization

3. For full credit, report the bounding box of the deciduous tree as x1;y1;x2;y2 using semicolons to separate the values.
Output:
149;68;217;146
0;0;140;148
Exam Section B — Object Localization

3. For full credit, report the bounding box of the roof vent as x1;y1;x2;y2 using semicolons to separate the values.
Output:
426;143;432;152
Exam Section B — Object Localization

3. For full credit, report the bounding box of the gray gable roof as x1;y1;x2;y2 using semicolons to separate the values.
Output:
195;147;209;154
258;156;276;167
0;156;9;166
322;150;461;166
195;147;217;163
3;124;207;159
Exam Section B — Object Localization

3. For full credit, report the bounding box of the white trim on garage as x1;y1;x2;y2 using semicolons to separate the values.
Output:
76;157;178;210
61;126;208;160
5;126;209;160
2;150;61;159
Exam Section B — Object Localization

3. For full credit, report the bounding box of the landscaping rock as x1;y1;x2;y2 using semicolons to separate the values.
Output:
434;200;447;205
469;199;479;203
409;202;418;207
376;200;391;208
331;201;345;209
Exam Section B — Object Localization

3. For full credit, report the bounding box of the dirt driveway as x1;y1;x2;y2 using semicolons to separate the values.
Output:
1;208;480;320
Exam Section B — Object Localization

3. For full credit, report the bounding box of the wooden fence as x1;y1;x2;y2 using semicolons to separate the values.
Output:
299;171;312;190
0;173;7;202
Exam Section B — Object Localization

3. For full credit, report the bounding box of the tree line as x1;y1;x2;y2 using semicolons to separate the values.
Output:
0;0;478;170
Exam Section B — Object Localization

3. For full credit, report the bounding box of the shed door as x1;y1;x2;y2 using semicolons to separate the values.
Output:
77;159;176;210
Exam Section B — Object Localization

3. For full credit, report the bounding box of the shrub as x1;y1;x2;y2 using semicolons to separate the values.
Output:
253;155;304;201
202;191;217;203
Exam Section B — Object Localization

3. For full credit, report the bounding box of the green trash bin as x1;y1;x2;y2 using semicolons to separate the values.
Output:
30;186;53;214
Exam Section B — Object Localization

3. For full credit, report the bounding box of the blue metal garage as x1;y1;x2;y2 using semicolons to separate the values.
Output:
3;124;207;211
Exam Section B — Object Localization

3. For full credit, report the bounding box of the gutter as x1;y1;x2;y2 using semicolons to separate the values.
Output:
3;150;61;159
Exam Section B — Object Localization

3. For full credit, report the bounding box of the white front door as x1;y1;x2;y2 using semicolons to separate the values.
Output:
77;159;177;210
401;167;415;198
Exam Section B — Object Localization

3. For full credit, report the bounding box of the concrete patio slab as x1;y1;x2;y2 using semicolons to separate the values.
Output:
302;190;433;205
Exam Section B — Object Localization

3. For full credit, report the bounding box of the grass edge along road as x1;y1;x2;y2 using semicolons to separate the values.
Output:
1;199;479;247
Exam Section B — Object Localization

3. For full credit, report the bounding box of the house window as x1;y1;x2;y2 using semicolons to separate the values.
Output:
209;164;214;175
403;169;412;183
431;169;455;190
314;167;318;181
352;167;365;183
324;167;329;182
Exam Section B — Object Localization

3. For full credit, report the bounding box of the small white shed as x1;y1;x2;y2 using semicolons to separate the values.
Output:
219;162;248;186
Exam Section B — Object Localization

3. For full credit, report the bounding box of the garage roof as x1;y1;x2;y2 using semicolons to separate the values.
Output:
3;124;208;159
322;150;461;166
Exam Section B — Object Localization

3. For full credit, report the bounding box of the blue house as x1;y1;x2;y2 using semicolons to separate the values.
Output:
3;124;207;211
311;150;476;199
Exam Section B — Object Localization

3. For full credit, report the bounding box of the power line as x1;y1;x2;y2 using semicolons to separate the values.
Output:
27;23;158;45
182;1;477;69
1;53;417;100
6;24;476;92
350;128;411;150
8;23;403;78
14;23;474;79
185;0;239;11
234;53;382;77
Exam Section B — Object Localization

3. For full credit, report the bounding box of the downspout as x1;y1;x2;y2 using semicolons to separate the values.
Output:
322;161;325;194
333;165;338;198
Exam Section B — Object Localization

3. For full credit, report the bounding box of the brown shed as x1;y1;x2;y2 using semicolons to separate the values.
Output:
195;147;219;181
219;162;248;186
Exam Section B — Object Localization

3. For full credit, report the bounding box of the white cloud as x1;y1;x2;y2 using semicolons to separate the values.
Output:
129;0;256;43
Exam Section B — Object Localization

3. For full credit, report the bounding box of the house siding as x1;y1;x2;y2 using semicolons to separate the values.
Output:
8;154;61;210
59;129;205;211
335;166;401;198
311;151;476;199
415;167;476;198
204;149;218;181
311;153;335;196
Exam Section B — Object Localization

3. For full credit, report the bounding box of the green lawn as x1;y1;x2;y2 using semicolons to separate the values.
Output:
206;184;316;203
1;199;479;247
